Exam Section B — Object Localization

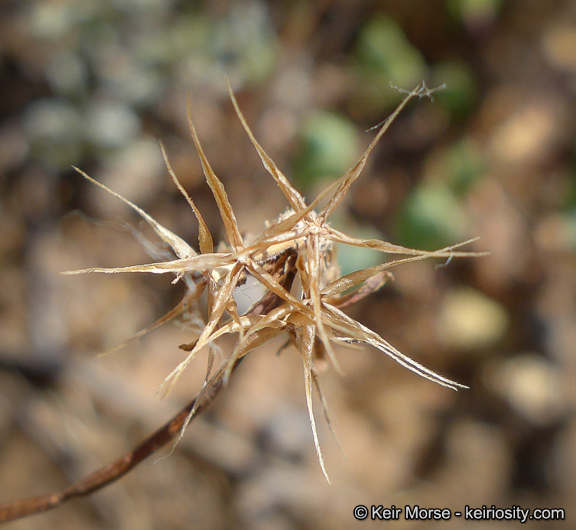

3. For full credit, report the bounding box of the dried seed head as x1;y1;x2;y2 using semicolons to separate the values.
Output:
63;81;487;482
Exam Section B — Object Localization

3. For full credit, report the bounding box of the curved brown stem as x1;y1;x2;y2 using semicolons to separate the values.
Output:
0;358;241;523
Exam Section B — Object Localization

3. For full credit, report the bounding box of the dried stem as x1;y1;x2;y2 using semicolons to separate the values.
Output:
0;359;238;523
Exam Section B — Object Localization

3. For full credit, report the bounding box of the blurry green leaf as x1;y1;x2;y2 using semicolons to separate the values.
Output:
294;112;359;188
355;15;427;109
431;62;478;117
427;139;486;194
396;183;470;249
446;140;485;193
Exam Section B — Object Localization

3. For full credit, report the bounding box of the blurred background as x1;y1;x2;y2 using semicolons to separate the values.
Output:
1;0;575;528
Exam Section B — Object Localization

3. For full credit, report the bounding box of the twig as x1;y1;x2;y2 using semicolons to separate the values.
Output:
0;357;241;523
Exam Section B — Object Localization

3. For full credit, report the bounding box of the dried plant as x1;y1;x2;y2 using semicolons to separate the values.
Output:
0;81;484;522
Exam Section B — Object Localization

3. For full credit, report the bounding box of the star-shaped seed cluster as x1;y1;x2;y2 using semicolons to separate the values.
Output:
64;81;484;481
